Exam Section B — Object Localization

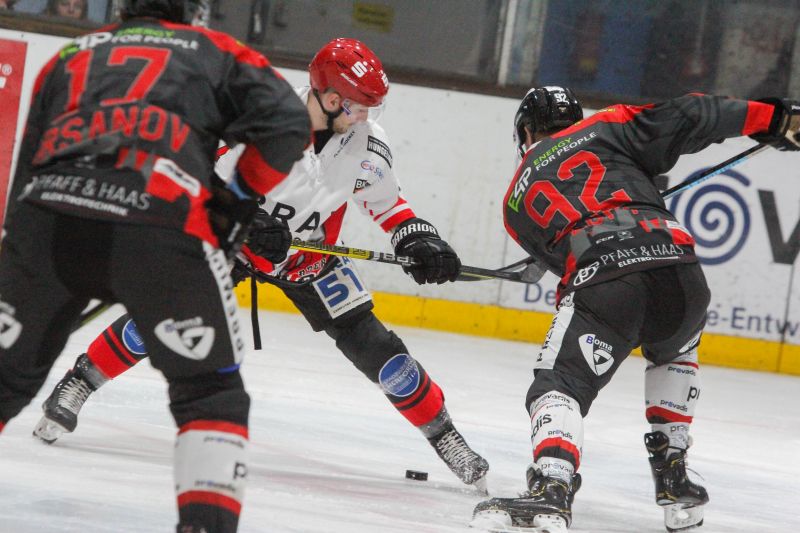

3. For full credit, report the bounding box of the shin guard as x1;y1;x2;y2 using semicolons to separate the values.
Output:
645;349;701;451
529;391;583;482
87;315;148;380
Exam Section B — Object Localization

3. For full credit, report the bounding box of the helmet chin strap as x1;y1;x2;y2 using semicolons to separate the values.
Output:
312;89;344;131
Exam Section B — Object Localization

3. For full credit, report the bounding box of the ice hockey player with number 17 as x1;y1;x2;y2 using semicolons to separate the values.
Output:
470;87;800;533
33;37;490;491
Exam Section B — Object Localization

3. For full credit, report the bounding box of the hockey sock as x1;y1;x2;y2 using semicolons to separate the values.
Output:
645;349;701;453
175;420;248;532
378;354;445;427
86;314;148;380
530;391;583;483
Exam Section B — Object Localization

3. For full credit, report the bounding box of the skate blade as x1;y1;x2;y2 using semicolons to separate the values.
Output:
664;503;704;532
470;510;567;533
32;417;69;444
472;474;489;495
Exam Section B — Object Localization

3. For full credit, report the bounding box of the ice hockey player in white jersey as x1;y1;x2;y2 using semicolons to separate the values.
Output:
34;38;490;490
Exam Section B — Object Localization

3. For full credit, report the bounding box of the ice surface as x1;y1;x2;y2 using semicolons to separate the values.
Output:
1;306;798;532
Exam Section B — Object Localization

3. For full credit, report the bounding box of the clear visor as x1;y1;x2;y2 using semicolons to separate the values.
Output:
342;98;386;124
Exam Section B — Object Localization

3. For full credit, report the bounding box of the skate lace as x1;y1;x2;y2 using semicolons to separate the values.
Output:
57;377;93;414
434;429;478;470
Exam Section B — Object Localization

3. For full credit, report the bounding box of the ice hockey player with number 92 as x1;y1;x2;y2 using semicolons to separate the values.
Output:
32;37;490;491
470;88;800;533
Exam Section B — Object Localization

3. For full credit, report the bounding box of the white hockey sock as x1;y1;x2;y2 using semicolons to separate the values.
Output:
529;391;583;483
645;349;701;451
175;421;249;517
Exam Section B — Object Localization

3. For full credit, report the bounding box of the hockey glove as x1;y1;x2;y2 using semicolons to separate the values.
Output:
391;218;461;284
750;98;800;151
206;181;260;260
245;211;292;264
230;259;252;286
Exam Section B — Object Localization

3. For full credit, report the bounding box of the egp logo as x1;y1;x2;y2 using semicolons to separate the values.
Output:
668;169;750;265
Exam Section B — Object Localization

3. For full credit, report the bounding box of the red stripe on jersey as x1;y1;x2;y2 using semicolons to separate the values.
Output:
178;491;242;516
552;104;653;139
0;421;5;433
672;361;699;369
535;437;581;470
380;209;415;232
670;227;695;246
241;244;275;274
322;203;348;245
742;101;776;136
87;332;132;379
646;406;693;424
179;420;249;439
145;166;218;246
160;22;270;68
216;145;230;160
236;145;289;196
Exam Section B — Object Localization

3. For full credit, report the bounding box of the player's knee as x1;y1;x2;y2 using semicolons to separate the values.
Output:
526;370;594;417
168;369;250;427
325;311;408;381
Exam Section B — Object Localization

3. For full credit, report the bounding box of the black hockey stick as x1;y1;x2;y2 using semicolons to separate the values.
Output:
661;143;769;199
73;300;112;332
288;239;543;283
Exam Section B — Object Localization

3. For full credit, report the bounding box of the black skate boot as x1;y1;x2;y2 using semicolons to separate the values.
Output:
33;354;105;444
645;431;709;532
427;421;490;490
471;465;581;532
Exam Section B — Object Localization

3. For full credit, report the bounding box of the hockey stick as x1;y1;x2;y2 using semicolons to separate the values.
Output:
662;143;768;199
74;301;112;332
289;239;543;283
283;144;770;284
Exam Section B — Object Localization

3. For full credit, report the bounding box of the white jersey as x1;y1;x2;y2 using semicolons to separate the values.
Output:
217;87;415;281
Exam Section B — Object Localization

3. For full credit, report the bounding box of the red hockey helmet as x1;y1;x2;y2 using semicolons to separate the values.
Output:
309;38;389;108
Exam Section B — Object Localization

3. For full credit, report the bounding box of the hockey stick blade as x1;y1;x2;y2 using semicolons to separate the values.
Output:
289;239;537;283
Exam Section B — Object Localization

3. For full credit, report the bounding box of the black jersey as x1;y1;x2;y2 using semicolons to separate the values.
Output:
503;94;776;298
12;18;309;246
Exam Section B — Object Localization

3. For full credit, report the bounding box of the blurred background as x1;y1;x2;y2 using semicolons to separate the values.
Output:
2;0;799;106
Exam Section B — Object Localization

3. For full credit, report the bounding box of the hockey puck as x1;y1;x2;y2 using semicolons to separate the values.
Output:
405;469;428;481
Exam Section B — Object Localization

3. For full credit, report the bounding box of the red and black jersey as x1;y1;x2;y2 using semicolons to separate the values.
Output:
12;18;309;247
503;94;775;298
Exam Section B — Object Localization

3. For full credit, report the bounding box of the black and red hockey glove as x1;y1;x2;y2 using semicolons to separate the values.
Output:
391;218;461;285
750;98;800;151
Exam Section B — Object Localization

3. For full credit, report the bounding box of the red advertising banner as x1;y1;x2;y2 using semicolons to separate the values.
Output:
0;38;28;223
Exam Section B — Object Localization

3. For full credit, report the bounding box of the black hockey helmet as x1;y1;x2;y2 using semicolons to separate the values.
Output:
514;86;583;157
120;0;209;26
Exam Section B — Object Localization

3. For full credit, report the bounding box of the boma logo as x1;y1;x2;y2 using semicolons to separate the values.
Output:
155;317;215;360
579;334;614;376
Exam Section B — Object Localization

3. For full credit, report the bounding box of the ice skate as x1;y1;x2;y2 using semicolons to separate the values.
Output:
33;354;103;444
471;466;580;532
428;422;489;490
645;431;708;532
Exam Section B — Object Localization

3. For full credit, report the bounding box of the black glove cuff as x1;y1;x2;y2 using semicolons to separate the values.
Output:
391;217;440;249
752;98;792;142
